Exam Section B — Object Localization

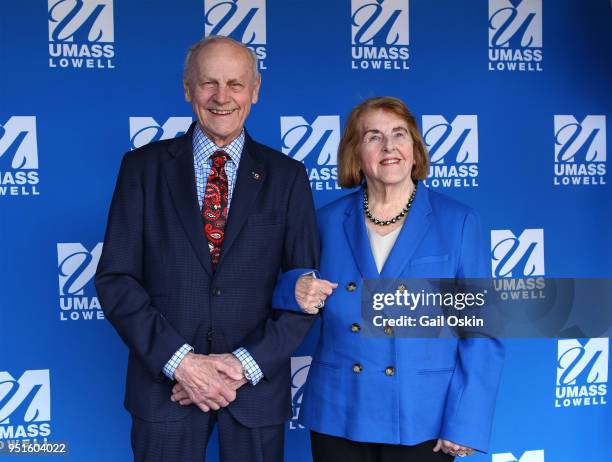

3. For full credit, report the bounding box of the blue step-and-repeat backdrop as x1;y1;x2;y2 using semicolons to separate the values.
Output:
1;1;610;461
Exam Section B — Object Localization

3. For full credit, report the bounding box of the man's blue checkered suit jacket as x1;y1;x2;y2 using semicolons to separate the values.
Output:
95;122;319;427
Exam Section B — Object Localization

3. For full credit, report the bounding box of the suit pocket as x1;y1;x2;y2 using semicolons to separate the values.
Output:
248;212;284;226
416;367;455;375
410;254;449;265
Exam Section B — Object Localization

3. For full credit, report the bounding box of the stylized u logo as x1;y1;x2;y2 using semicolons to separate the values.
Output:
352;0;402;46
0;117;37;169
555;123;601;163
282;124;313;160
290;363;310;419
130;125;163;150
425;123;473;164
492;237;539;278
205;0;259;44
282;124;336;165
49;0;106;42
0;380;43;423
489;1;537;48
58;251;93;295
558;345;603;385
0;129;29;169
0;371;50;424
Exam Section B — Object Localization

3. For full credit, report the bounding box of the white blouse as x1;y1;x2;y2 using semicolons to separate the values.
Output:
365;219;404;273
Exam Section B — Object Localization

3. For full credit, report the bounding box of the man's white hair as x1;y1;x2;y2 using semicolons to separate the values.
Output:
183;35;260;84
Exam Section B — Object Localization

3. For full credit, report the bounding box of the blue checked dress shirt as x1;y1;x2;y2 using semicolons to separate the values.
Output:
162;124;264;385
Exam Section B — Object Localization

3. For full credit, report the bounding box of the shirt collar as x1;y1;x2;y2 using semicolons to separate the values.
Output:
192;123;244;167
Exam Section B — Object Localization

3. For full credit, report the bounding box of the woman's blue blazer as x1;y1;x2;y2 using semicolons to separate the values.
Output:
274;182;504;452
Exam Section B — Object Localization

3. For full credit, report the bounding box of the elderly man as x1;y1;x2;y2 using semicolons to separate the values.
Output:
95;36;319;462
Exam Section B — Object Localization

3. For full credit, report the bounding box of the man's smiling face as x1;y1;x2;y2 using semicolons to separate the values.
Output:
184;40;261;147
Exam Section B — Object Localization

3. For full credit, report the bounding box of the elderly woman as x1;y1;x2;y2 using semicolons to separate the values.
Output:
273;97;504;461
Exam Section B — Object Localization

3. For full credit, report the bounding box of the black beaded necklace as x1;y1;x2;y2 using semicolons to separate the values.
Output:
363;184;417;226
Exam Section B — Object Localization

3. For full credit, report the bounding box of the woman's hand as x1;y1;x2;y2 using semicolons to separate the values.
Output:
295;274;337;314
433;439;474;458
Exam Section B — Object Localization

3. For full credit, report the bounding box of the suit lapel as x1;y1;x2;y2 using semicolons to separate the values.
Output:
216;133;264;270
343;190;379;280
164;123;213;276
379;181;432;278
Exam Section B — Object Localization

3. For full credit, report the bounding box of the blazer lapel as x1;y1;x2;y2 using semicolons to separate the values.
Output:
343;189;379;280
164;123;213;276
216;133;264;270
379;181;433;278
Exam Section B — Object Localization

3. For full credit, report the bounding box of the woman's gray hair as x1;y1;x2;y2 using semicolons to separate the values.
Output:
183;35;260;84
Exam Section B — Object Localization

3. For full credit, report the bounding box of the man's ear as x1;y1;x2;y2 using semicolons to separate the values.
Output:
183;80;192;102
251;74;261;104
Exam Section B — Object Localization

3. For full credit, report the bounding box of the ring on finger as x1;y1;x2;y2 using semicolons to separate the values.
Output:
314;300;324;309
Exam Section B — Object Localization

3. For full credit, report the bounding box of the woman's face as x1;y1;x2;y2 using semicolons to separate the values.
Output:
357;109;415;189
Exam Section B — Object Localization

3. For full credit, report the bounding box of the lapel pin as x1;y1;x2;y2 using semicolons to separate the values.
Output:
252;171;261;180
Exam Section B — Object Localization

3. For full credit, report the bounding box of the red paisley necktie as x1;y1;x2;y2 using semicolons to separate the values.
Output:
202;151;229;269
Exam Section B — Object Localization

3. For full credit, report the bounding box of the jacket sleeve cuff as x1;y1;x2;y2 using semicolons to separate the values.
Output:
272;268;319;313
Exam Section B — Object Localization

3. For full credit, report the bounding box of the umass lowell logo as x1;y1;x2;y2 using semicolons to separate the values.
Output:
491;229;544;278
491;229;545;301
488;0;542;72
129;117;192;150
281;115;340;192
289;357;311;430
422;115;478;189
0;116;40;197
351;0;409;70
204;0;267;70
48;0;115;69
556;338;608;408
553;115;606;186
0;370;51;440
57;243;104;321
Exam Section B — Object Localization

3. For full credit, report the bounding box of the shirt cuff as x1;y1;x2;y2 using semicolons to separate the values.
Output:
233;347;264;386
302;270;320;278
163;343;193;380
